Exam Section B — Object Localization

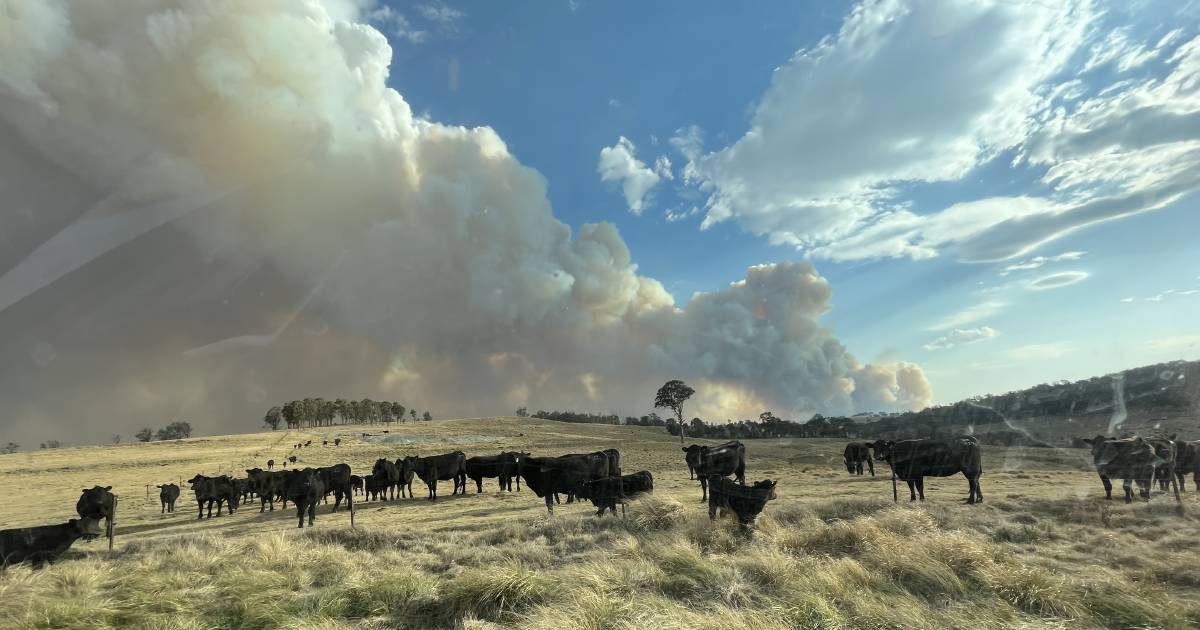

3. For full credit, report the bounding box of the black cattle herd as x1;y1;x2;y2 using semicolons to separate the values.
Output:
4;432;1199;568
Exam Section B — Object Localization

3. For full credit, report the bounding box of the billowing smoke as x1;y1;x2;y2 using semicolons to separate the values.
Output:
0;0;931;446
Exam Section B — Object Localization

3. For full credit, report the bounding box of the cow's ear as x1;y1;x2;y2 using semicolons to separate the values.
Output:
104;486;112;491
1081;437;1093;445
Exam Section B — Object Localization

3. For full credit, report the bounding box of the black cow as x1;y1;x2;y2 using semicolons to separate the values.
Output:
844;442;875;476
577;471;654;516
682;444;703;480
708;476;777;526
872;437;983;503
519;453;610;514
334;438;342;447
76;486;115;539
187;474;239;518
233;478;254;505
695;441;747;502
1;518;103;568
156;484;180;513
465;454;520;493
396;457;417;498
498;451;529;492
552;451;616;503
288;455;297;464
349;474;365;496
372;459;400;500
246;468;285;512
282;468;325;528
365;473;390;501
1147;436;1178;493
1082;435;1155;503
317;463;354;512
267;459;275;470
1176;440;1200;491
409;452;467;500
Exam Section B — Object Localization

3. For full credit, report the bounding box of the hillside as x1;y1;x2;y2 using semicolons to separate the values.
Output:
850;360;1200;446
2;417;1200;628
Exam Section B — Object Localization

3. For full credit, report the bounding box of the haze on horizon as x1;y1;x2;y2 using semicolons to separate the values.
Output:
1;0;1197;449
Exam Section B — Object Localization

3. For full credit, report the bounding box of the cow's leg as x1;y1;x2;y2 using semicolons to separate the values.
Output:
1177;471;1187;492
297;502;305;528
545;494;554;515
916;478;926;501
699;477;708;503
906;480;917;501
1122;478;1134;503
688;466;694;480
1100;475;1113;500
475;477;483;494
867;458;875;477
309;501;317;526
197;498;204;519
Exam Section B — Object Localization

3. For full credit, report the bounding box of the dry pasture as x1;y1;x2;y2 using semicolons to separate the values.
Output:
1;416;1198;629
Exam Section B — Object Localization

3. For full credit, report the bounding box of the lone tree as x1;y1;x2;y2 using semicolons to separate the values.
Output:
2;442;19;454
263;406;283;431
654;380;695;443
422;411;432;421
135;428;153;442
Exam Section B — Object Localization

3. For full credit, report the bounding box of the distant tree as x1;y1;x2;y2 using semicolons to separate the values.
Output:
282;401;300;429
654;379;696;443
334;398;348;424
392;402;406;424
422;411;432;421
111;434;121;444
516;406;529;417
410;409;417;422
263;406;283;431
135;428;154;442
156;421;192;441
40;440;63;449
1;442;18;454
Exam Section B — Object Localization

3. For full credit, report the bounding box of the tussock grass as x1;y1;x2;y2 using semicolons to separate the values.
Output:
4;417;1200;628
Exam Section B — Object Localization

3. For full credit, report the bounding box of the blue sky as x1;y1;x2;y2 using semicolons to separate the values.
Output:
375;0;1200;403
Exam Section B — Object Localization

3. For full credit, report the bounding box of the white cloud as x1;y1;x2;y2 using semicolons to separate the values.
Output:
664;206;700;223
1120;296;1135;303
653;155;673;180
416;1;464;28
365;5;429;43
598;136;661;214
1026;271;1090;290
928;301;1007;331
677;0;1200;263
1145;335;1200;352
1000;251;1086;275
924;326;999;351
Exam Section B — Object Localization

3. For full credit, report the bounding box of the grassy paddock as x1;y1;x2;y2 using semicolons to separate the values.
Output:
2;417;1199;628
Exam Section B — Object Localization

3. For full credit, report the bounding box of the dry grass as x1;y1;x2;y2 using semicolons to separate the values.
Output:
2;417;1200;628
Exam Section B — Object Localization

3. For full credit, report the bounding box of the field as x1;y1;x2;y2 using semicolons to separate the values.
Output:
2;416;1199;629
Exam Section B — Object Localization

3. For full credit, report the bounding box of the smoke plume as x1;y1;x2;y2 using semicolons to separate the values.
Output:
0;0;931;446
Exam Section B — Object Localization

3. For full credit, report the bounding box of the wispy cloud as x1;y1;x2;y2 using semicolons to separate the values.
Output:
1145;335;1200;352
1000;251;1087;276
924;326;999;351
366;6;428;43
598;136;662;214
1027;271;1089;291
928;301;1007;332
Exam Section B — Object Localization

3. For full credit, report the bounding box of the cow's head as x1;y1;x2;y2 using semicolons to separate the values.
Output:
187;474;207;487
77;486;115;519
870;440;894;461
72;517;104;540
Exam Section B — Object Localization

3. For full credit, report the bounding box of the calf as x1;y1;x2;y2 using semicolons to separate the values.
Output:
872;437;983;503
1146;436;1178;494
349;474;365;496
1176;440;1200;491
187;474;239;518
708;476;777;526
1;518;103;568
246;468;285;512
498;451;529;492
396;457;417;498
844;442;875;476
577;471;654;516
76;486;115;538
282;468;325;528
372;459;400;500
1082;435;1155;503
695;441;747;502
156;484;180;513
365;473;390;501
682;444;703;480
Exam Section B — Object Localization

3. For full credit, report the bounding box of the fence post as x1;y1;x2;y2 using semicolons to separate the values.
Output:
350;495;355;529
108;495;118;552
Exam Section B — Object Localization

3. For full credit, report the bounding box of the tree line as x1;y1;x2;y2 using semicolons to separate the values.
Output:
135;421;194;442
262;398;431;430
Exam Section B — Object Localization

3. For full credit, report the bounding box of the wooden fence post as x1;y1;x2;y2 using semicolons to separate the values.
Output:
108;495;118;552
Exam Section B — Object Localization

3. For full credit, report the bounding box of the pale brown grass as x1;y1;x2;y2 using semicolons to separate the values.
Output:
2;417;1199;628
